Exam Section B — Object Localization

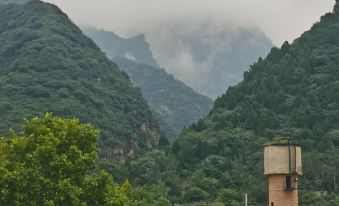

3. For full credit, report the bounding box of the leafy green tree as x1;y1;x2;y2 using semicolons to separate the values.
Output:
216;189;240;206
129;183;170;206
0;113;129;205
183;187;209;203
299;190;325;206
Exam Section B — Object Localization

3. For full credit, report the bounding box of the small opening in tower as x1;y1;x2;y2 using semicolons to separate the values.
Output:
286;176;291;190
271;202;274;206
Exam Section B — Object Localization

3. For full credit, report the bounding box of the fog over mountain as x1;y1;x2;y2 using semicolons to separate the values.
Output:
42;0;333;98
43;0;333;46
84;23;272;98
146;22;272;98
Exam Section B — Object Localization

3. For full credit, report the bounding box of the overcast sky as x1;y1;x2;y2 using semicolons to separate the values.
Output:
44;0;334;46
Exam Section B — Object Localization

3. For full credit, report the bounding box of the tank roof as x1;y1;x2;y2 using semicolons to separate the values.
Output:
264;139;300;147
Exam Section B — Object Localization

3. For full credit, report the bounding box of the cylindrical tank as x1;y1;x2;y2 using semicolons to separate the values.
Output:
264;143;302;175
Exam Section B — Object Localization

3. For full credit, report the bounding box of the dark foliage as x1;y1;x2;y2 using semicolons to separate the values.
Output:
0;0;160;159
114;57;213;140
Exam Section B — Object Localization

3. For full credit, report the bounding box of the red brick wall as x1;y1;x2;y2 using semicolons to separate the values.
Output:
268;175;298;206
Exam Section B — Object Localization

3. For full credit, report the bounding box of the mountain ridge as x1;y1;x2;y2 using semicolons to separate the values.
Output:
84;27;213;139
82;26;159;68
0;0;161;159
114;57;213;139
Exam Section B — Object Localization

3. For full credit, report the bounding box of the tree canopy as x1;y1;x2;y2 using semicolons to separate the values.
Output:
0;113;171;205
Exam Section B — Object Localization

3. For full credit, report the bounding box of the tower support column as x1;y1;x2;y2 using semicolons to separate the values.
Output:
268;175;298;206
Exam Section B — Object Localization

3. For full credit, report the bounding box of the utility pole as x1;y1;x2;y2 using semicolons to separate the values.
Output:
245;193;248;206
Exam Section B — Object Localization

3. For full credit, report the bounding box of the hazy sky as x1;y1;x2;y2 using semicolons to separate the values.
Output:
44;0;334;46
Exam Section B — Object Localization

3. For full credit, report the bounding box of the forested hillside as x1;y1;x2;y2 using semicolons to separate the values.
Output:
172;1;339;204
114;57;213;140
0;0;161;159
105;1;339;205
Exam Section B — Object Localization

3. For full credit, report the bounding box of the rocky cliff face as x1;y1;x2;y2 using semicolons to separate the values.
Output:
112;120;160;160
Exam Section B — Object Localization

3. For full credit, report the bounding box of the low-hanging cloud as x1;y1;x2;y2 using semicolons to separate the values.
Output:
43;0;334;46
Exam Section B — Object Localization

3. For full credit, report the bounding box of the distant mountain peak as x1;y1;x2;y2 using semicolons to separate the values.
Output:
82;27;159;68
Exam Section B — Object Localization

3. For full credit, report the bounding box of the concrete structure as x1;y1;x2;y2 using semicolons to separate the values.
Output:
264;141;302;206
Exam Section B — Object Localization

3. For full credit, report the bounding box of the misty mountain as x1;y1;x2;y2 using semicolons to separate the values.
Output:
82;26;159;67
146;22;273;98
0;0;161;160
114;57;213;140
84;27;213;139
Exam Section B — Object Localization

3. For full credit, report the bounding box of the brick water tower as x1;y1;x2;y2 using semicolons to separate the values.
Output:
264;140;302;206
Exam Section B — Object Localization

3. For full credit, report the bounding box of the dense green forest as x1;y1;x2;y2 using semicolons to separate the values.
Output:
114;57;213;140
0;0;162;159
102;2;339;205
